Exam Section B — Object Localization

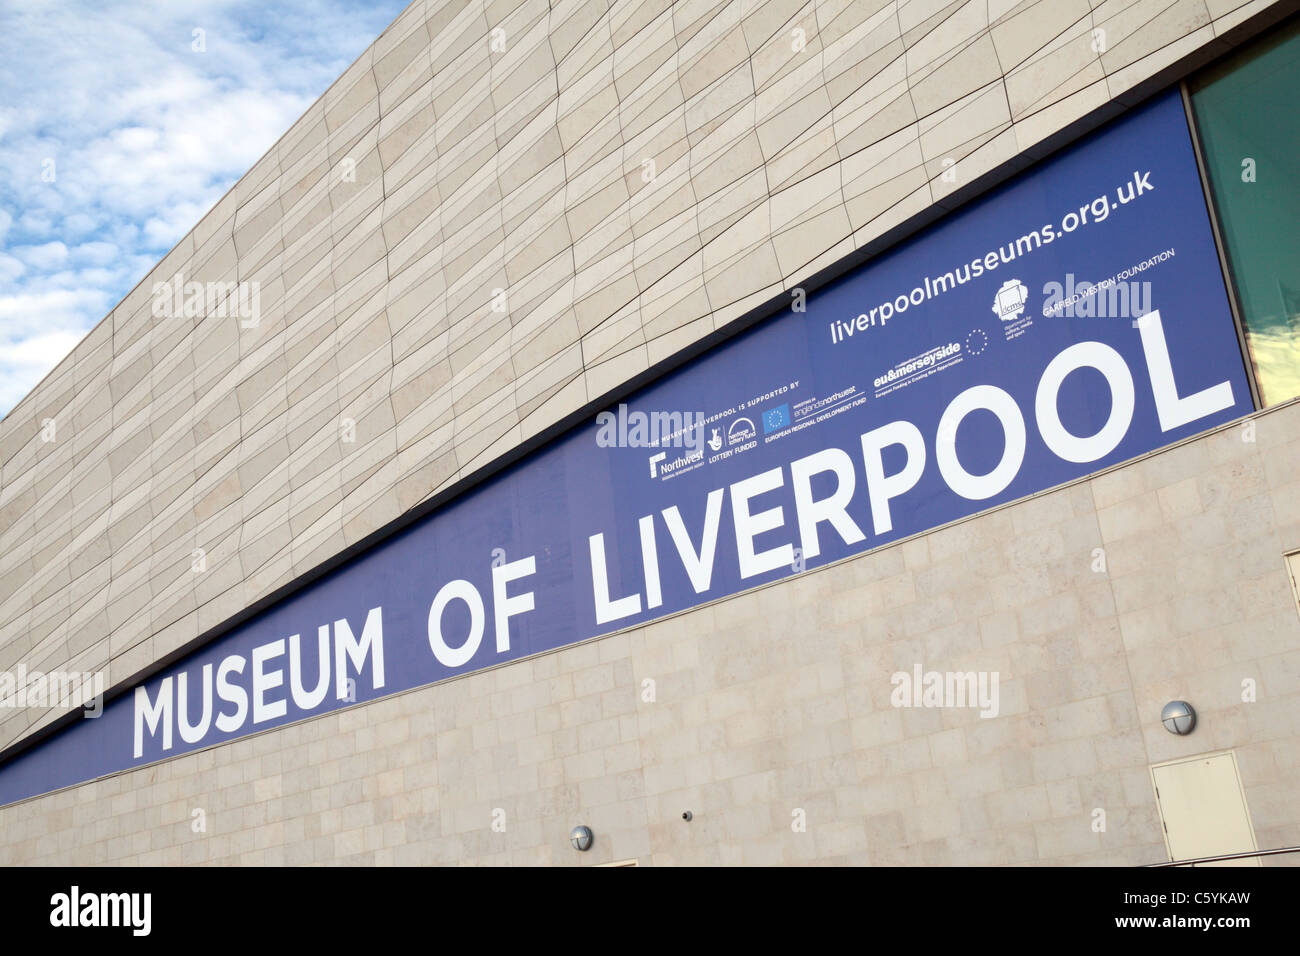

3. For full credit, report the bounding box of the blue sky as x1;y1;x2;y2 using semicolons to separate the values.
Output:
0;0;412;418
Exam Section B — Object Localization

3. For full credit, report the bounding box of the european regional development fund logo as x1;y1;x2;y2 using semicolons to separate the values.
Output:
762;404;791;433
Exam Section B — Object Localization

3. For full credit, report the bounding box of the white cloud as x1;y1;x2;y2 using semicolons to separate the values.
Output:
70;241;119;267
5;331;84;369
13;241;69;270
0;254;24;284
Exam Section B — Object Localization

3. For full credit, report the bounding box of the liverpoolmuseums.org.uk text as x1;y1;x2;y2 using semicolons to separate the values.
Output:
828;170;1157;344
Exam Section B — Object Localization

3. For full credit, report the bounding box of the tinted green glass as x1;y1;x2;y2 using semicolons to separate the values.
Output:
1190;20;1300;407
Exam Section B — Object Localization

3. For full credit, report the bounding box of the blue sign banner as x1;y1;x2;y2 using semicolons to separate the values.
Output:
0;89;1252;805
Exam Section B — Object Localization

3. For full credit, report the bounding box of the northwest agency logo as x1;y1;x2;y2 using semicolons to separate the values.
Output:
648;447;704;478
991;279;1028;321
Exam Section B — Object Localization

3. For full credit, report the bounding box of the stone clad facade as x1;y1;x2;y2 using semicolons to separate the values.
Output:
1;0;1297;865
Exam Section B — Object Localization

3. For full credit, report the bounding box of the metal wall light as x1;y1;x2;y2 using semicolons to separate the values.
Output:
1161;700;1197;735
569;825;593;851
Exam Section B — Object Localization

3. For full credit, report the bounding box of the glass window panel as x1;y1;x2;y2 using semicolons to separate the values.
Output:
1190;20;1300;407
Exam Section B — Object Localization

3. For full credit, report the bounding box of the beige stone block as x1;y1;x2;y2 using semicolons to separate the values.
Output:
908;30;1003;118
